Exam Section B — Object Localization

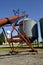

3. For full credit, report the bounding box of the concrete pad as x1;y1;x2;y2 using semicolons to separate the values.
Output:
0;49;43;65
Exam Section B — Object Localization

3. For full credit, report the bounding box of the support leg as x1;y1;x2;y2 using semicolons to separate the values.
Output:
13;26;37;52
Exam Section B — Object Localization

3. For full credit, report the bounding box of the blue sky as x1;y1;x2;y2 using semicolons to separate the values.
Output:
0;0;43;19
0;0;43;37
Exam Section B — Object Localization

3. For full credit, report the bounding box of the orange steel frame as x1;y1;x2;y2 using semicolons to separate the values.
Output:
0;14;37;53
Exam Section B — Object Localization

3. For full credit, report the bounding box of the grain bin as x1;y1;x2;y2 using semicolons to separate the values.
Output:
18;18;38;42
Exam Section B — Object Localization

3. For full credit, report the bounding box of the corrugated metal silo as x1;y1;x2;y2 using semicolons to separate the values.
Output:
18;18;38;42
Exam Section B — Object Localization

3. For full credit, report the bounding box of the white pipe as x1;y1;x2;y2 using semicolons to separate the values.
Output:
37;21;42;42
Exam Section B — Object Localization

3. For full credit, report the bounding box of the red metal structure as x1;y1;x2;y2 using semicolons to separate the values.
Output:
0;14;37;54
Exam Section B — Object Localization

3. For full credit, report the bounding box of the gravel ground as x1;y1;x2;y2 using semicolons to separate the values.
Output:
0;49;43;65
